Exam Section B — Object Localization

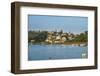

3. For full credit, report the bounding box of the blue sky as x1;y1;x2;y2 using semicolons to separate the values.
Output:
28;15;88;34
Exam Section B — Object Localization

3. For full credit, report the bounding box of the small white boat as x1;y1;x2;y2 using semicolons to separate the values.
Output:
81;53;87;58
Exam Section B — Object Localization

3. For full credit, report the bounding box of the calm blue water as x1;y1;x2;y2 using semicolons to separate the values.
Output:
28;44;88;61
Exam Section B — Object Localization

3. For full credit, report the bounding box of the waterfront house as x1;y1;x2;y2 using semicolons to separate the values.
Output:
61;37;67;43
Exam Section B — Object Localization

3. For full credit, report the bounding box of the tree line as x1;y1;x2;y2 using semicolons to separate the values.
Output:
28;30;88;43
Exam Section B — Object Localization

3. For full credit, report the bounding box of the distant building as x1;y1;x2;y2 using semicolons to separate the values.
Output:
61;37;67;42
31;40;35;42
56;35;61;40
45;30;67;44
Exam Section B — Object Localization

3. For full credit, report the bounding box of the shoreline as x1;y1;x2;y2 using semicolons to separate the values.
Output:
29;42;87;46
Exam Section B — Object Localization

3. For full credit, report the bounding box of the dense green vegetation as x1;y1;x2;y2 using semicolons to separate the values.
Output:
28;31;48;42
68;31;88;42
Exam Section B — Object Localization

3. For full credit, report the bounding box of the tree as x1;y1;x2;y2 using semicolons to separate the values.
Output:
33;31;48;42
